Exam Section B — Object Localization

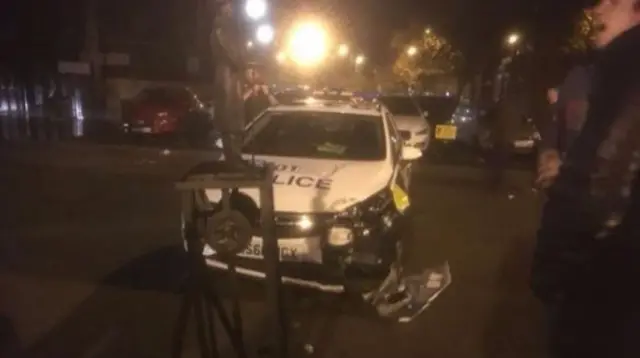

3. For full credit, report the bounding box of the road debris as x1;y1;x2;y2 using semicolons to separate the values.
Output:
365;261;452;323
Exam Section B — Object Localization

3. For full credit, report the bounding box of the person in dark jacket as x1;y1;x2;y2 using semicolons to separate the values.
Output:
243;68;277;125
531;1;640;357
537;63;594;188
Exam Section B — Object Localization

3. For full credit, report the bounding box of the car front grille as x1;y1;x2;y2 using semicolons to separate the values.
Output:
268;212;334;238
207;193;336;238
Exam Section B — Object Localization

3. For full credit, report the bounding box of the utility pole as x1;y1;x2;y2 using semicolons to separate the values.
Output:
211;0;245;165
84;0;104;113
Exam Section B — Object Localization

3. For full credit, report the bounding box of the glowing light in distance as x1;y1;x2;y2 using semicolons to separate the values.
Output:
338;44;349;57
245;0;267;20
507;33;520;46
256;24;274;44
287;21;329;66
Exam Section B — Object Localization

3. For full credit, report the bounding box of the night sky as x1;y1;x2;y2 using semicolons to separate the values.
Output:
2;0;592;65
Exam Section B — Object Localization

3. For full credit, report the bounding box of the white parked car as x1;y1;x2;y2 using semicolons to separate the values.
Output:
192;99;423;293
378;95;431;152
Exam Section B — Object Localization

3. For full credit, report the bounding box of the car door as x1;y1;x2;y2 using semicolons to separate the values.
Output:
383;108;412;196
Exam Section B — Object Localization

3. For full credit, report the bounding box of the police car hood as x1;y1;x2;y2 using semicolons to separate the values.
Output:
205;155;392;213
394;115;427;132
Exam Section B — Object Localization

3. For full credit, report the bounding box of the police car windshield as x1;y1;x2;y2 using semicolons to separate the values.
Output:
378;96;421;116
243;111;385;161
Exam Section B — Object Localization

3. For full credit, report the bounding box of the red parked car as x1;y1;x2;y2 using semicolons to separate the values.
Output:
123;86;214;144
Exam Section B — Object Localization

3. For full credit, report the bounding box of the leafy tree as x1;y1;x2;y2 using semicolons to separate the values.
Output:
564;10;596;53
391;25;463;86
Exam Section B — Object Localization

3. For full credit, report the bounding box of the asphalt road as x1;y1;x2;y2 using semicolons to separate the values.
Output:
0;139;546;358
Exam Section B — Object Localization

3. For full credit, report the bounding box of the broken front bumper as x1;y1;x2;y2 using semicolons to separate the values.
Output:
199;210;403;293
203;229;399;293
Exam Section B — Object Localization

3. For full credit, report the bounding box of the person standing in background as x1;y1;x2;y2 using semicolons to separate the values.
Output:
537;61;594;188
243;67;277;125
485;69;530;190
531;0;640;356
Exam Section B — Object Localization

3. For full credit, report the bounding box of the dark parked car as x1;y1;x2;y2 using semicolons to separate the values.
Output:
122;86;214;145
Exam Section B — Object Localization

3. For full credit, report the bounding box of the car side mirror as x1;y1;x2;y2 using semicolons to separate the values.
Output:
401;146;422;161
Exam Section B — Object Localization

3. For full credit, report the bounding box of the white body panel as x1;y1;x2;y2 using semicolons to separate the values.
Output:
207;103;396;213
393;115;430;151
205;155;392;213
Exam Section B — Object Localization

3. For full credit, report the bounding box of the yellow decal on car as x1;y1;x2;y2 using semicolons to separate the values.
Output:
391;184;410;214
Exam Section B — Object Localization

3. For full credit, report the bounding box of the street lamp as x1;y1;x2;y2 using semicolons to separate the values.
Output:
425;28;431;34
247;41;254;48
245;0;267;20
407;46;418;57
506;33;520;46
256;24;274;45
338;44;349;57
355;55;365;65
287;21;329;67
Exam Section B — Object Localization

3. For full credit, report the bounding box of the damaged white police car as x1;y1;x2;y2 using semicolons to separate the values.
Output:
197;99;423;293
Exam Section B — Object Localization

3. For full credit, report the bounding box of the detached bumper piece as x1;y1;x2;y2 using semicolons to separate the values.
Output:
206;257;347;293
364;261;452;323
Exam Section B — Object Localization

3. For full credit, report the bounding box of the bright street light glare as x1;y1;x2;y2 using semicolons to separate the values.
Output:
247;41;254;48
338;44;349;57
507;33;520;46
245;0;267;20
276;51;287;63
425;28;431;34
256;24;274;44
287;22;329;66
407;46;418;56
355;55;365;65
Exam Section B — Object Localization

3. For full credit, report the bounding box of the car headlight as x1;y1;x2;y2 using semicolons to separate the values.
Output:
296;215;314;230
328;227;354;246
